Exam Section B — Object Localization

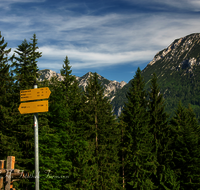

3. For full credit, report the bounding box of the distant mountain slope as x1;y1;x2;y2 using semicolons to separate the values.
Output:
112;33;200;118
37;33;200;118
37;69;126;107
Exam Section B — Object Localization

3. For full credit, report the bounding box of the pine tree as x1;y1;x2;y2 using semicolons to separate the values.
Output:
121;67;156;189
169;102;200;189
0;32;17;160
38;56;92;189
8;34;42;189
79;72;121;189
60;56;76;95
0;31;13;113
11;35;40;88
148;73;176;189
60;56;84;123
59;56;90;189
118;118;126;189
37;76;72;189
29;34;42;81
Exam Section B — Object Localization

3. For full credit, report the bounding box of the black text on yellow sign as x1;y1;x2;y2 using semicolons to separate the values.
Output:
20;87;51;102
18;100;48;114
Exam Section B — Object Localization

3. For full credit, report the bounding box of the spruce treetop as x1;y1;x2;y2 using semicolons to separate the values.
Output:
11;34;41;89
0;32;11;67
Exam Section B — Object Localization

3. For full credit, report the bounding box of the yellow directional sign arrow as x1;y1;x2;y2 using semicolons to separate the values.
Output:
20;87;51;102
18;100;48;114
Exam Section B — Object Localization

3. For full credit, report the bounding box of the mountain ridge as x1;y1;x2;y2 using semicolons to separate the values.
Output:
112;32;200;118
37;33;200;118
37;69;126;111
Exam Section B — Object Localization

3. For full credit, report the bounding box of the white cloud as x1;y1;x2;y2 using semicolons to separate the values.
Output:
0;0;46;10
163;0;200;9
124;0;200;12
2;0;200;72
40;45;155;68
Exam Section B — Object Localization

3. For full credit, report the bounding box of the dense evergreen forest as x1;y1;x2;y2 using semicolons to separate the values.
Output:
1;33;200;189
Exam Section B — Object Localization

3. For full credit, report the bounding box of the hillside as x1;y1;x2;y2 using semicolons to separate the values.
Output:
112;33;200;118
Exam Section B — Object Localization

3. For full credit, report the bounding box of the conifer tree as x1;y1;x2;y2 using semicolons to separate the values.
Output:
59;56;89;189
60;56;84;122
37;76;72;189
29;34;42;81
0;32;17;159
60;56;76;94
118;118;126;189
39;56;92;189
0;31;13;112
169;102;200;189
148;73;176;189
8;34;42;189
80;72;121;189
121;67;156;189
11;35;41;88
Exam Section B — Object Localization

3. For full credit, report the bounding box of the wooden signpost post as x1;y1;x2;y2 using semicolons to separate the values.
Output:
0;156;26;190
0;160;4;190
18;84;51;190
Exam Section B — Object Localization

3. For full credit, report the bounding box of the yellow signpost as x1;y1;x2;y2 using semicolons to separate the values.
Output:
20;87;51;102
18;85;51;190
18;100;48;114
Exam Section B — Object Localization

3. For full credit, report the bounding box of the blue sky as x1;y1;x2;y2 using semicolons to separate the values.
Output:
1;0;200;83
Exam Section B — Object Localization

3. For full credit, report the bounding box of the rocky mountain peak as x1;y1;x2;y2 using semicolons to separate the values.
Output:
143;33;200;78
37;69;127;103
112;33;200;118
147;33;200;67
37;69;65;81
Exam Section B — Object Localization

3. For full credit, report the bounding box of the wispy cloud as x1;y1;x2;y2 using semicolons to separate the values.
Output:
39;45;155;68
1;0;200;74
0;0;46;10
125;0;200;11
